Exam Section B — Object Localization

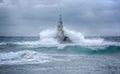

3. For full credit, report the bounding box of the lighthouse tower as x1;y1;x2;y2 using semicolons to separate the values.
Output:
57;15;65;42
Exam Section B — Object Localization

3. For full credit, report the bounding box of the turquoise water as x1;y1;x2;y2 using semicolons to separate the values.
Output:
0;36;120;74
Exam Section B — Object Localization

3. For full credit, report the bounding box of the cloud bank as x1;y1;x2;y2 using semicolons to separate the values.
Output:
0;0;120;36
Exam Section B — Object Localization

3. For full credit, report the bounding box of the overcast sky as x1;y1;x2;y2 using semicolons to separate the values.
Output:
0;0;120;36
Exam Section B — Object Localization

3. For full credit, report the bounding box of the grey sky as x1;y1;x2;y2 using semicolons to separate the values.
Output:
0;0;120;36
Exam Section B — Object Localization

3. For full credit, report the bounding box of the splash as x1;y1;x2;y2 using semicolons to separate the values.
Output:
39;29;58;44
9;28;120;50
39;28;104;45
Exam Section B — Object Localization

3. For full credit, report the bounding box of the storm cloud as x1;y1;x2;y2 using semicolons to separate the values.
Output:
0;0;120;36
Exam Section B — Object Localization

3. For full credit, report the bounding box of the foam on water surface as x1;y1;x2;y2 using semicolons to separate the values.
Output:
0;50;57;65
3;28;119;50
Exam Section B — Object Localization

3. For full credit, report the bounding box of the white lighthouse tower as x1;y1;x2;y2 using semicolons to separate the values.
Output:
56;15;72;43
57;15;65;42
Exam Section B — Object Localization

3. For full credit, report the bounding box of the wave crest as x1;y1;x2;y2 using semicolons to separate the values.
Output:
0;50;53;65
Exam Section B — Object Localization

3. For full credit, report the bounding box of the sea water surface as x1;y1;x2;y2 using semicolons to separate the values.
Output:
0;29;120;74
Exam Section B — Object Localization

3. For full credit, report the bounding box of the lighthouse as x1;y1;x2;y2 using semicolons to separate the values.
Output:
57;15;65;41
56;15;71;43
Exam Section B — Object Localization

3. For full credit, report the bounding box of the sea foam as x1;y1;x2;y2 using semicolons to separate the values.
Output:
39;28;104;46
10;28;120;50
0;50;54;65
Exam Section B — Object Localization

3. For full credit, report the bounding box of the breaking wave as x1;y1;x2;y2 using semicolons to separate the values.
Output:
39;28;118;46
38;28;120;48
0;50;63;65
0;43;7;45
0;28;120;54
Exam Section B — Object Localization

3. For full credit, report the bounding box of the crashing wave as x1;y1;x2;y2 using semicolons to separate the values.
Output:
0;50;63;65
39;28;104;45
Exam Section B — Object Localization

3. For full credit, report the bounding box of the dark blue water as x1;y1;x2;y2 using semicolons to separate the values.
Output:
0;36;120;74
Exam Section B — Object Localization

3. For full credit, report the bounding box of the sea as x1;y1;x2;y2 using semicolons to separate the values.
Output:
0;29;120;74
